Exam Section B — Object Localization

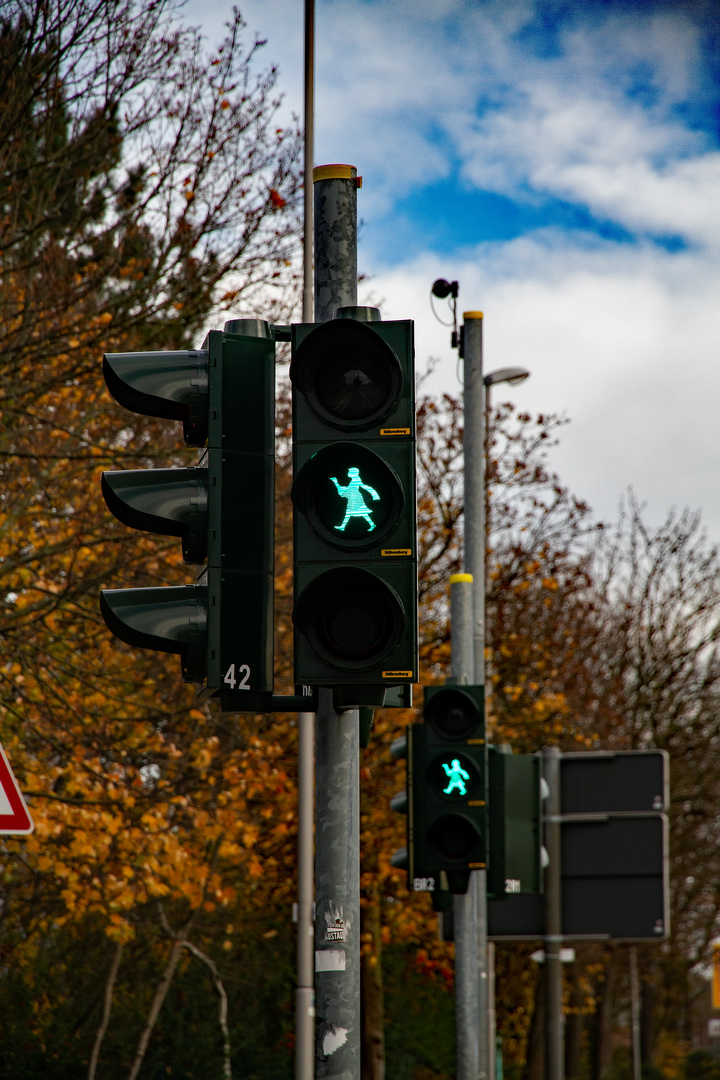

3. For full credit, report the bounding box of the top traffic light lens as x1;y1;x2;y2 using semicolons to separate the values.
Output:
291;320;402;430
425;687;482;740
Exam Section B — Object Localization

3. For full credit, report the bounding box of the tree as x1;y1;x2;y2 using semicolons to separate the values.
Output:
0;1;303;1071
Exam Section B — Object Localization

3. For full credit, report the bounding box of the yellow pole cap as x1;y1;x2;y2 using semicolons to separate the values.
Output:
450;573;474;583
313;164;361;187
463;311;484;320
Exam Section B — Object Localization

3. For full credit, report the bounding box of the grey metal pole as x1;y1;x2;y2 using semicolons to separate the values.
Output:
462;311;489;1080
462;312;485;687
312;165;360;1078
296;711;316;1080
630;946;642;1080
314;687;360;1077
295;8;316;1077
451;574;481;1080
313;164;358;322
302;0;314;324
543;746;564;1080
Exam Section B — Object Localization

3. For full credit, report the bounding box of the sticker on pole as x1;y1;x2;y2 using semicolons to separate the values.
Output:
0;743;34;834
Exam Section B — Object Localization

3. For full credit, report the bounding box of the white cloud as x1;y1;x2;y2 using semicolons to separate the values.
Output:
365;233;720;535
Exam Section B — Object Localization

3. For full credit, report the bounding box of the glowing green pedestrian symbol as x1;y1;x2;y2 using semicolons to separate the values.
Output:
441;758;470;796
331;467;380;532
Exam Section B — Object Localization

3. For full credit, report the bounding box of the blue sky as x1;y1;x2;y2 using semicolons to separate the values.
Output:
183;0;720;539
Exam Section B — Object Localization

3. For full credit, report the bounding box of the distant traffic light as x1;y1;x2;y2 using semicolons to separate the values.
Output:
290;311;417;702
487;748;546;898
391;687;486;896
100;325;275;700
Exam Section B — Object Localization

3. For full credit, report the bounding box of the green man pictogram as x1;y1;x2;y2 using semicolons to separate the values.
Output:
442;758;470;796
331;467;381;532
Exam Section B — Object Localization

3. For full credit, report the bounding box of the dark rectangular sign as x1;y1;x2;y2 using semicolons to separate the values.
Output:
561;751;668;815
488;814;669;941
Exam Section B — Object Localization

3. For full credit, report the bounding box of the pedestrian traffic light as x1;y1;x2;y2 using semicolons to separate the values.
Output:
390;730;453;910
487;748;545;898
390;687;486;895
100;323;275;700
290;309;417;701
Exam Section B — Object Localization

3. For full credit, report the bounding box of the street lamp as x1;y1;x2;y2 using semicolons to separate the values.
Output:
484;366;530;388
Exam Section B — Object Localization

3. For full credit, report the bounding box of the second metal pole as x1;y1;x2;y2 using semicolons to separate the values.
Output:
544;746;564;1080
463;312;490;1080
451;574;481;1080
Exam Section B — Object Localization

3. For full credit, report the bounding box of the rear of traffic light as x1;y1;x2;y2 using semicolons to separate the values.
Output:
290;311;417;698
100;326;275;698
394;687;486;895
487;748;546;898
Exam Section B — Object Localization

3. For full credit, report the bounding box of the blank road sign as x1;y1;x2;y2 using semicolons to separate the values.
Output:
561;751;668;815
561;815;668;939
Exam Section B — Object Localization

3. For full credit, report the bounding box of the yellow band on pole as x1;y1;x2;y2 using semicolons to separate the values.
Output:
313;164;356;183
463;311;484;320
713;946;720;1009
450;573;474;583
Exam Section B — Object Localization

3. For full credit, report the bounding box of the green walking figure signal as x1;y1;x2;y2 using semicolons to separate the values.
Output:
331;467;380;532
442;758;470;797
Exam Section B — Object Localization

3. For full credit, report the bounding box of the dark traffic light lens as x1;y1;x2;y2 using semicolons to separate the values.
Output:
315;354;392;422
425;688;482;739
292;443;404;549
290;320;402;430
428;815;481;862
294;567;405;669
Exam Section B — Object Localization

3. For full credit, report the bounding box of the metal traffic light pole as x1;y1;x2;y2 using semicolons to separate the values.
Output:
295;3;315;1077
462;311;490;1080
450;573;482;1080
312;163;362;1078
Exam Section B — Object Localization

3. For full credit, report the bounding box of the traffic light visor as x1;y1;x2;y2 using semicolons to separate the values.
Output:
101;468;209;564
103;350;209;446
100;585;207;682
290;320;402;429
294;566;405;668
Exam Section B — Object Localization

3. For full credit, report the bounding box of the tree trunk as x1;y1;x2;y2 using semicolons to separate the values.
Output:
526;969;546;1080
88;939;124;1080
565;963;585;1079
641;971;656;1067
361;890;385;1080
127;937;185;1080
596;951;617;1080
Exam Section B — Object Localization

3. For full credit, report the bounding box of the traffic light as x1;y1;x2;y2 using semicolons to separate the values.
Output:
391;687;486;895
487;748;546;898
290;311;417;700
100;324;275;700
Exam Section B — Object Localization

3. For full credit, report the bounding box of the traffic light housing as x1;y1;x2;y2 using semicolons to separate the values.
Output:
487;748;545;898
394;686;486;895
100;326;275;699
290;312;417;699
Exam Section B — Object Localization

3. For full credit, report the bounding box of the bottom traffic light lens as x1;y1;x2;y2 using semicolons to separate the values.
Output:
295;567;404;669
428;814;482;862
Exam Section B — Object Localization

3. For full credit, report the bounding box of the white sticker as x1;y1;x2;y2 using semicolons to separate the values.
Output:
315;949;346;972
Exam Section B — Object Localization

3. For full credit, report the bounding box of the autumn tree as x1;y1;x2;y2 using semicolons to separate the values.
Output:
0;0;303;1072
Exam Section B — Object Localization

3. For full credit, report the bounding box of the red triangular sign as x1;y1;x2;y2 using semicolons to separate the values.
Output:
0;743;33;834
